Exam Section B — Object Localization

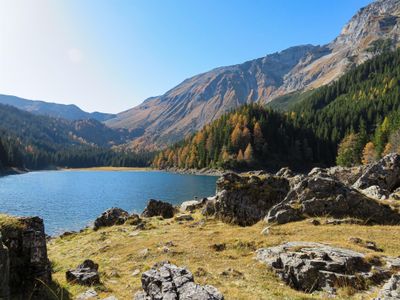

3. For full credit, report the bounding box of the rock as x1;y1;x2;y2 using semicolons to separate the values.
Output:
66;259;100;286
175;214;194;222
125;214;142;226
354;153;400;192
211;243;226;252
275;167;295;178
256;241;390;293
310;219;321;226
0;234;9;300
325;218;364;225
0;216;52;299
103;296;118;300
93;208;129;230
204;172;290;226
360;185;389;200
349;237;383;252
59;231;77;238
139;248;149;257
265;172;400;225
132;269;141;277
141;199;176;219
326;165;366;186
261;226;270;236
220;268;244;279
76;289;98;300
134;262;224;300
389;187;400;200
375;273;400;300
181;199;205;212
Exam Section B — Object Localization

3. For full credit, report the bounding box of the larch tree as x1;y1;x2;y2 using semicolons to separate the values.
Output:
244;143;254;161
361;142;377;165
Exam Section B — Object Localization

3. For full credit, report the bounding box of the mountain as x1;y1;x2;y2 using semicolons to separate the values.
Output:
0;103;137;150
106;0;400;148
0;94;115;122
154;48;400;170
0;104;152;169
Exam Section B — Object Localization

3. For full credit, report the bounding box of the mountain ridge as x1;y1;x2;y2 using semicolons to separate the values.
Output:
106;0;400;149
0;94;115;122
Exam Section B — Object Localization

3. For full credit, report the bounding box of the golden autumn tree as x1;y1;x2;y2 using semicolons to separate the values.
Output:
244;143;254;161
253;122;265;152
362;142;376;165
231;124;242;149
383;143;393;157
237;149;244;161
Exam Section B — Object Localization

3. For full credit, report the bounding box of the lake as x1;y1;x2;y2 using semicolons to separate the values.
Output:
0;170;217;235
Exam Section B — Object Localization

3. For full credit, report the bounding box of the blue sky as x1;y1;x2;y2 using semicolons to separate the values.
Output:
0;0;373;113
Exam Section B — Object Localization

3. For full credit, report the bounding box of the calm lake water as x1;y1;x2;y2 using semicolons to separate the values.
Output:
0;170;217;235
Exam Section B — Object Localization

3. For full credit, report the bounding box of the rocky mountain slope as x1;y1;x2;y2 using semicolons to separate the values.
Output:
0;94;115;122
106;0;400;148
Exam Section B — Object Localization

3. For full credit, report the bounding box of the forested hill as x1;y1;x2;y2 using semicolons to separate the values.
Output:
0;104;152;170
153;49;400;170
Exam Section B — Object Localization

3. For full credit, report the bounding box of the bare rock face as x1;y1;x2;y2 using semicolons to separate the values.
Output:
203;173;290;226
0;234;9;300
0;216;52;299
256;242;390;294
93;207;130;230
265;172;400;225
353;153;400;193
134;262;224;300
66;259;100;286
142;199;176;219
375;273;400;300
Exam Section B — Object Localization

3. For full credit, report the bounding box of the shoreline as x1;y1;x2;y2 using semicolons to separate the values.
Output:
163;167;225;176
61;166;153;172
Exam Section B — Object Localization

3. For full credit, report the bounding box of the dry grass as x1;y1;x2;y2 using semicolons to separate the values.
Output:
0;214;25;233
47;215;400;299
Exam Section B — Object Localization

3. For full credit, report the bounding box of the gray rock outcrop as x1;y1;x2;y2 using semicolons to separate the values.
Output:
0;234;9;300
66;259;100;286
203;172;289;226
134;262;224;300
256;242;391;293
265;172;400;225
142;199;176;219
0;216;52;299
93;207;130;230
353;153;400;193
375;273;400;300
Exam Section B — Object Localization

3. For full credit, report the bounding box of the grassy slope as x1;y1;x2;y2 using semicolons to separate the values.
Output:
48;213;400;299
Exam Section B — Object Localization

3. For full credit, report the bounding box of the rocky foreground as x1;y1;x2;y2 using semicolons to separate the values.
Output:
2;154;400;299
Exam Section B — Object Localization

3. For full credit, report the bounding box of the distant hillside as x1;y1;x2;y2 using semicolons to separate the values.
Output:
0;94;115;122
107;0;400;148
154;48;400;170
0;104;151;169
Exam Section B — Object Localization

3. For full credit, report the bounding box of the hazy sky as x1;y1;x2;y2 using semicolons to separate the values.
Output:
0;0;373;113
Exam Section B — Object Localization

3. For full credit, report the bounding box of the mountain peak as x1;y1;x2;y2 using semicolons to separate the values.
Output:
106;0;400;149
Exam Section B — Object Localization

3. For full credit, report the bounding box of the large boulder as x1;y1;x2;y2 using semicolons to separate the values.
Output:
66;259;100;286
265;172;400;225
353;153;400;192
0;234;9;300
375;273;400;300
256;242;390;294
326;165;366;186
0;216;52;299
204;173;290;226
142;199;176;219
93;207;129;230
134;262;224;300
